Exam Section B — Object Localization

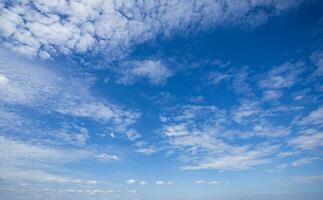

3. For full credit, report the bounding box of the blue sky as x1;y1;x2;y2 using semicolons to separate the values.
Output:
0;0;323;200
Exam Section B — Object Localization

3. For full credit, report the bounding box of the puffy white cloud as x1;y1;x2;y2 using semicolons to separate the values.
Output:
156;180;164;185
126;179;136;184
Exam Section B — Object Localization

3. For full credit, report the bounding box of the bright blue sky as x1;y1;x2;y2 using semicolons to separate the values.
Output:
0;1;323;200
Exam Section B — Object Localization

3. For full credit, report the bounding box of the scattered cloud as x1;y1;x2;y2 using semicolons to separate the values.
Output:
0;135;92;169
139;181;148;186
262;90;283;101
195;180;220;185
310;50;323;76
293;175;323;183
117;60;173;85
156;181;174;185
208;72;231;85
259;61;305;89
277;151;298;158
161;105;283;170
291;157;321;167
96;153;120;161
126;179;136;185
135;146;158;155
0;48;140;140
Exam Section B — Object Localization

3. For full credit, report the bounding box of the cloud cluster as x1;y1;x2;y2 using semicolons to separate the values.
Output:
0;49;139;143
0;0;303;60
158;50;323;171
160;105;284;170
0;48;139;189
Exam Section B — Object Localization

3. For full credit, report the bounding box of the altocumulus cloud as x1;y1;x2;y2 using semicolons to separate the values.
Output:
0;0;303;60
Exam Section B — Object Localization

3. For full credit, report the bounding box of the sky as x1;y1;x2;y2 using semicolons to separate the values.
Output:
0;0;323;200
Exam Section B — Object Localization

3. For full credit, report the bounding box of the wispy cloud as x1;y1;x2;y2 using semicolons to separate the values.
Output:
289;131;323;150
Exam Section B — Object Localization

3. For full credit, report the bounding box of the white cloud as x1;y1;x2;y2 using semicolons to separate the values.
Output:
135;146;158;155
166;181;174;185
0;73;9;85
0;48;139;140
259;61;304;89
161;105;283;170
195;180;220;185
0;0;303;60
291;157;321;167
0;135;92;168
301;106;323;126
208;180;220;185
53;126;90;146
110;132;116;138
139;181;148;186
310;50;323;76
0;167;68;184
262;90;282;101
195;180;205;184
293;175;323;182
277;151;298;158
164;124;190;137
208;72;231;85
117;60;172;85
85;180;98;185
156;181;164;185
155;181;174;185
289;131;323;150
126;179;136;185
96;153;120;161
181;145;275;171
41;188;114;196
0;165;99;186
